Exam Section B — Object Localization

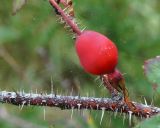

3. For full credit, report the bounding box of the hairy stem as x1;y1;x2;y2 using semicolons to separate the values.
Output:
49;0;81;35
0;91;159;118
101;74;118;96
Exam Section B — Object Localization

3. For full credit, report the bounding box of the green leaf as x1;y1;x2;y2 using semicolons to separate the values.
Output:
12;0;27;15
134;115;160;128
144;56;160;86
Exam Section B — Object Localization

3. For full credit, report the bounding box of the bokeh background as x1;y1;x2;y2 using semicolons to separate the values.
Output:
0;0;160;127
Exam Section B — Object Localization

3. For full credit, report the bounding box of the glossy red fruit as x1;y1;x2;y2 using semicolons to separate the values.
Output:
75;30;118;75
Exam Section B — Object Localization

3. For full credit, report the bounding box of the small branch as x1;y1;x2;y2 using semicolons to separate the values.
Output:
101;74;118;96
0;91;160;118
49;0;82;35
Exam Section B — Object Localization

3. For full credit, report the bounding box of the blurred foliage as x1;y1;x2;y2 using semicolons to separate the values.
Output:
135;115;160;128
0;0;160;127
144;56;160;86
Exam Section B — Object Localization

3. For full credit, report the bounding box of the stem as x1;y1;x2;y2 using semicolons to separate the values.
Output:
49;0;82;35
101;74;118;96
0;91;159;118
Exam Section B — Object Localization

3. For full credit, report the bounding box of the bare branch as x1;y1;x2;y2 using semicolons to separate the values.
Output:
0;91;160;118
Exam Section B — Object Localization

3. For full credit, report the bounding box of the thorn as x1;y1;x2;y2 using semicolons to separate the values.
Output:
64;24;70;29
77;103;81;111
128;111;133;126
71;35;76;39
94;76;100;82
60;17;65;24
19;104;21;109
151;96;154;106
19;89;22;96
99;81;103;87
51;76;54;96
85;105;88;110
144;97;148;106
55;89;58;97
120;108;123;115
70;87;73;96
100;107;105;125
78;93;81;99
36;89;38;94
22;90;24;95
30;90;32;97
20;101;26;110
123;113;126;125
81;26;86;32
43;106;46;120
63;6;70;12
28;100;31;107
96;104;99;110
114;108;118;118
86;92;89;98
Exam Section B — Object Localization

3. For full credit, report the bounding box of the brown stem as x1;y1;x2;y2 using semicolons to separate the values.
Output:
0;91;159;118
101;74;118;96
49;0;82;35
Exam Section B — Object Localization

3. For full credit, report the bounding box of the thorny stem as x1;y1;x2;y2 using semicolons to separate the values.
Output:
49;0;82;35
48;0;142;113
1;0;155;120
0;91;160;118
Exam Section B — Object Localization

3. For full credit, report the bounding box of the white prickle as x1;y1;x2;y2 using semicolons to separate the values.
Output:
19;104;21;109
70;106;74;119
128;111;133;126
151;96;154;106
70;87;73;96
20;101;26;110
28;100;31;107
94;76;100;82
100;107;105;125
86;92;89;98
99;81;103;87
81;26;86;32
120;108;123;115
123;113;126;125
30;90;32;97
96;104;99;110
63;6;69;12
22;90;25;95
51;76;54;97
114;109;118;118
43;107;46;120
60;17;65;24
36;89;38;94
144;97;148;106
77;103;81;111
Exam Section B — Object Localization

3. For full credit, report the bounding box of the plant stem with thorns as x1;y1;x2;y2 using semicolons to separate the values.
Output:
49;0;136;111
49;0;81;35
0;91;159;118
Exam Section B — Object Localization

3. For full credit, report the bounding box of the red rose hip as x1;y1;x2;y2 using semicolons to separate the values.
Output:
75;30;118;75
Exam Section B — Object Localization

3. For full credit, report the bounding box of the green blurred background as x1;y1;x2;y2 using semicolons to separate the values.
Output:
0;0;160;127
